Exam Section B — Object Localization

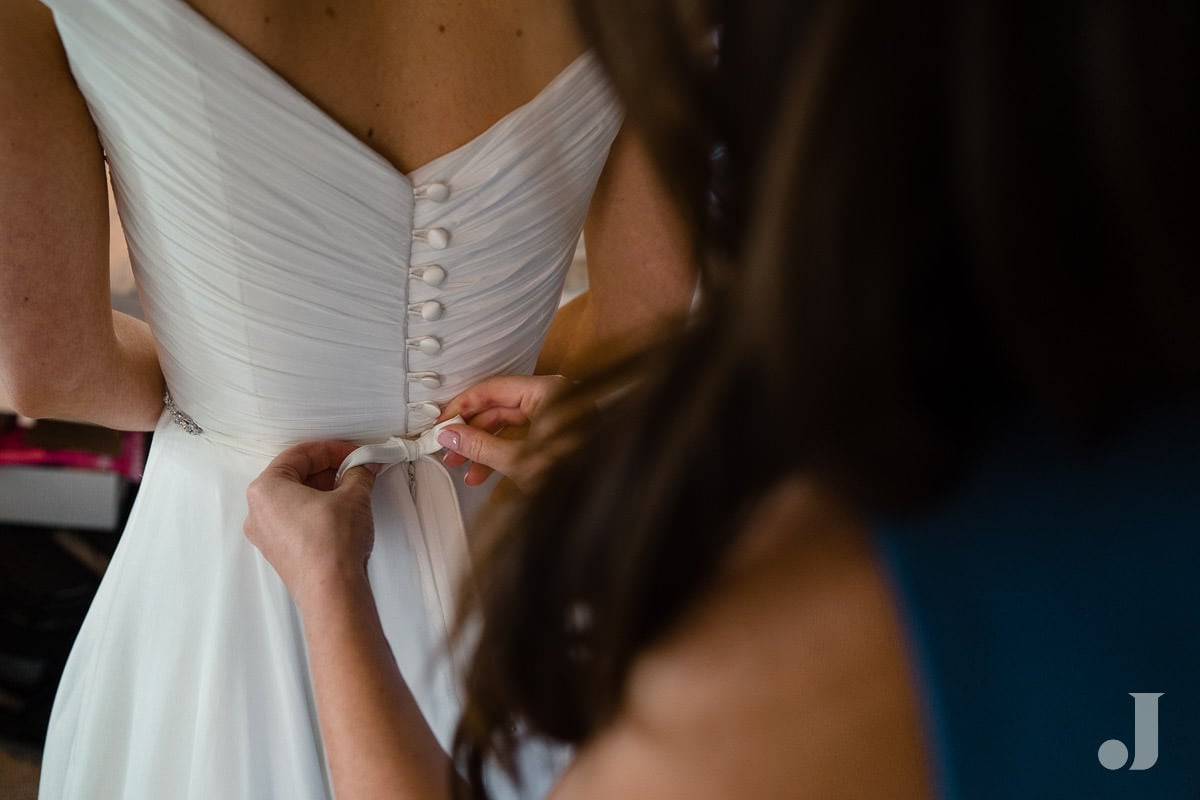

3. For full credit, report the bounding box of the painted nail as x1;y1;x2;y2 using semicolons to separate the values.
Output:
437;430;460;451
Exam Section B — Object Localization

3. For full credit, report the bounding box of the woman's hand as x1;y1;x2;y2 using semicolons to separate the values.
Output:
244;440;378;610
247;441;457;800
436;374;572;492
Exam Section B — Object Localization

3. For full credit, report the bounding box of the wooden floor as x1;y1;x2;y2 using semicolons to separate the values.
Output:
0;743;40;800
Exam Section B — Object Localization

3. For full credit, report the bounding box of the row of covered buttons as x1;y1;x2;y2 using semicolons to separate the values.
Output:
408;182;451;416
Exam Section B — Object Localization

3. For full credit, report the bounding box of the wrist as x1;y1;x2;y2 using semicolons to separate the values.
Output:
294;561;373;619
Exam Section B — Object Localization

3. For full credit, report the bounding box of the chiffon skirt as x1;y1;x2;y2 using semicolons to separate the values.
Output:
38;413;553;798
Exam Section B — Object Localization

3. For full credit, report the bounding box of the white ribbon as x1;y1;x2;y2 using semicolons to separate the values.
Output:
335;415;472;696
334;415;465;484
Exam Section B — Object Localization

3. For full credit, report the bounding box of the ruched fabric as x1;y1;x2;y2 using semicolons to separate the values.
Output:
36;1;622;798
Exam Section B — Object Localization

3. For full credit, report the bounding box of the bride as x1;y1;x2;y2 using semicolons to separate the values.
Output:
0;1;692;797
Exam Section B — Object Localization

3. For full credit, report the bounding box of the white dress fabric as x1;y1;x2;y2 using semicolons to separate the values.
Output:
36;1;622;798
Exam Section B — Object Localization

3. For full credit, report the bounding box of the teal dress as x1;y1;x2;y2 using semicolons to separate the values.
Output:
878;413;1200;798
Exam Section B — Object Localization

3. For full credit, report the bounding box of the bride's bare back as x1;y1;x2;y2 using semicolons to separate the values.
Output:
188;0;584;175
0;0;691;430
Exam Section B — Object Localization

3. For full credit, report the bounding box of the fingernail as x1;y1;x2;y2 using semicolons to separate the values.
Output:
365;463;381;475
438;430;460;451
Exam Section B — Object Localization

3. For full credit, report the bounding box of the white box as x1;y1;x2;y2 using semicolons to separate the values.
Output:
0;465;124;531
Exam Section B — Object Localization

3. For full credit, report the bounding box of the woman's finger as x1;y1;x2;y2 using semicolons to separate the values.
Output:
443;451;469;468
335;463;378;498
438;375;530;420
464;462;495;486
439;374;569;422
303;467;342;492
437;423;522;478
262;440;360;484
466;405;529;433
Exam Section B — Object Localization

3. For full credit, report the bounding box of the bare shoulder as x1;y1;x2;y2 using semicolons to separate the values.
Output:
0;0;67;86
0;0;104;248
550;480;931;799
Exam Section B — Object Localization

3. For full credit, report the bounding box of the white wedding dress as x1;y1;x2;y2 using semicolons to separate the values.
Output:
36;1;621;798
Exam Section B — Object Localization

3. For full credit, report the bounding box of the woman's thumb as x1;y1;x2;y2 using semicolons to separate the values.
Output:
337;462;379;494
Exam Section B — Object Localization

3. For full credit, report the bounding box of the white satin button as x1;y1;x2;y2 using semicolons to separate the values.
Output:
407;372;443;389
408;336;442;355
410;300;444;321
409;401;442;418
412;265;447;287
415;182;450;202
414;227;450;250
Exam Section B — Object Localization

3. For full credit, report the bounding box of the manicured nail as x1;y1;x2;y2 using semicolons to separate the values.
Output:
365;463;381;475
438;430;460;451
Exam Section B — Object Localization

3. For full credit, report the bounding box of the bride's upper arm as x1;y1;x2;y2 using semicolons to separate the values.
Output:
538;125;695;377
0;0;115;417
547;483;932;800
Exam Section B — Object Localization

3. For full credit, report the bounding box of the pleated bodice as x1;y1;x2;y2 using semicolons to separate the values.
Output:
45;0;621;448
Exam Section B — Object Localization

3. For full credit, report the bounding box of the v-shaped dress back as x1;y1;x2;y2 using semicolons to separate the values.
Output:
37;1;622;798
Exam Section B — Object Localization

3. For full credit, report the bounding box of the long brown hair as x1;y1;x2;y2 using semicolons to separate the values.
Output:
453;1;1200;794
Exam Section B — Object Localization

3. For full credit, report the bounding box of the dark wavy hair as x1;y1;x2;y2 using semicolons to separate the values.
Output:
452;1;1200;795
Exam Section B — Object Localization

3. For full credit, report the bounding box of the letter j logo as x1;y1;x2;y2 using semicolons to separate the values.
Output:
1098;692;1164;771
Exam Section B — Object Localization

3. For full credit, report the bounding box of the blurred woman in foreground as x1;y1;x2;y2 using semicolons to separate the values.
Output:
246;1;1200;797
